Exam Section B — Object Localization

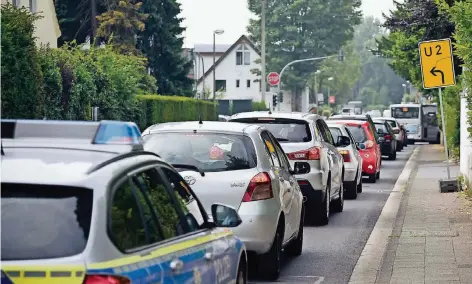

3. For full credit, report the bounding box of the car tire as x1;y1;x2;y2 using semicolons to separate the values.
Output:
376;171;380;180
315;183;330;225
357;176;363;193
389;150;396;160
236;258;247;284
332;181;344;212
345;181;358;199
397;142;402;152
368;173;376;183
286;206;304;256
258;224;282;280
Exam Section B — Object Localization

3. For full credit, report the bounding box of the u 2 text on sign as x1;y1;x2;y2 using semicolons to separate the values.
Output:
418;38;456;89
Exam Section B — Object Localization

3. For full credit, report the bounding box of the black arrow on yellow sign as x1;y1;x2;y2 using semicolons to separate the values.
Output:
430;67;445;84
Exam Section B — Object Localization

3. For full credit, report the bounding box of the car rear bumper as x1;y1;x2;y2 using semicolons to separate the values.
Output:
234;199;281;254
381;143;393;154
360;150;378;175
344;166;357;182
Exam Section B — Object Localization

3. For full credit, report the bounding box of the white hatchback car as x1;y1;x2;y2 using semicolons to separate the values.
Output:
142;121;304;281
327;122;363;199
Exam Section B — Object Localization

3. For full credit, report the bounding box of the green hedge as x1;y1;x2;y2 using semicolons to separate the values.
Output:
252;101;268;111
137;95;217;129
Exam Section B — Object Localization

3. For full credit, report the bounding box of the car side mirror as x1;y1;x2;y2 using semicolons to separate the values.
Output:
357;142;366;150
336;135;351;147
211;204;242;228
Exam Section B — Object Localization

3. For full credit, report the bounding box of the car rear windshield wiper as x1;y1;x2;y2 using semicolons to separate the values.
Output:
171;164;205;177
275;138;290;142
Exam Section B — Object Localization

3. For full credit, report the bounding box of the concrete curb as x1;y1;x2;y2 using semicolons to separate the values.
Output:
348;147;421;284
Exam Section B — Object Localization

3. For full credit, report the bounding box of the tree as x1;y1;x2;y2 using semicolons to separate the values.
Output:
96;0;148;55
1;4;43;119
247;0;362;106
137;0;194;96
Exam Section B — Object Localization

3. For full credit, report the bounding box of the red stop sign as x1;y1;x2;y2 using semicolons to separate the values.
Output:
267;72;280;86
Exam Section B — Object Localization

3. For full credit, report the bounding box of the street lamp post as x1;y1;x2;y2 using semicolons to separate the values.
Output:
212;29;224;102
261;0;266;103
277;53;341;111
327;76;334;99
314;70;322;106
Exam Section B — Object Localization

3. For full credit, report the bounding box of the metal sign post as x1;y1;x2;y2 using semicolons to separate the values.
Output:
437;88;451;179
418;38;457;192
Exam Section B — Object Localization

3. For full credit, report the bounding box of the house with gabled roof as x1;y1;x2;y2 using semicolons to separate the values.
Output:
193;35;263;102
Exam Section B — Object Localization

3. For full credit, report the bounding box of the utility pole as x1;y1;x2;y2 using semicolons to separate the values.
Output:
261;0;267;104
91;0;98;45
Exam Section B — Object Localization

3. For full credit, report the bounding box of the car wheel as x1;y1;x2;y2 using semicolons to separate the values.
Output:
376;171;380;180
332;180;344;212
236;258;247;284
397;142;402;152
258;224;282;280
346;179;358;200
389;149;396;160
286;206;304;256
369;173;376;183
315;183;330;225
357;176;363;193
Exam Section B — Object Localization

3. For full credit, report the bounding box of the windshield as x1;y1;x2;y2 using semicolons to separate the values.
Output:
346;125;367;143
229;118;312;143
143;133;257;172
329;127;343;142
375;123;388;133
1;183;93;260
391;107;420;119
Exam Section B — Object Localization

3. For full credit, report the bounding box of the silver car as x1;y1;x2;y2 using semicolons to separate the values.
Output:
142;121;304;280
228;112;346;225
327;122;363;199
1;119;247;284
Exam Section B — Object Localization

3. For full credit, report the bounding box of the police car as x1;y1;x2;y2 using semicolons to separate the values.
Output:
1;119;247;284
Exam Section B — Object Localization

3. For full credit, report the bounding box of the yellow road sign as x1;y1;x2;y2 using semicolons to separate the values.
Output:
418;38;456;89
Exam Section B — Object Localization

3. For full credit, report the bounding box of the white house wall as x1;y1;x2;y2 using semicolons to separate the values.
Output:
197;44;262;101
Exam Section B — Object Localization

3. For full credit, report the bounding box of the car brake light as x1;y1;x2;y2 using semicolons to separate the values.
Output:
287;146;321;160
338;150;351;162
385;134;392;141
84;275;131;284
364;140;374;149
242;172;273;202
393;129;400;134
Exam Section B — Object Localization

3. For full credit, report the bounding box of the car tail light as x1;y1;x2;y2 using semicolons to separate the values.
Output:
84;275;131;284
385;134;392;142
393;129;400;134
338;150;351;162
242;172;273;202
364;140;374;149
287;147;321;160
297;180;310;185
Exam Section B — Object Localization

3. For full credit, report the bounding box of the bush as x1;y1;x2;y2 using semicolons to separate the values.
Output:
137;95;217;129
252;101;268;111
1;4;43;118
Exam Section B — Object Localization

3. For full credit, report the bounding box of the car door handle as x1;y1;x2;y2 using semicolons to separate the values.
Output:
204;252;213;261
170;259;184;271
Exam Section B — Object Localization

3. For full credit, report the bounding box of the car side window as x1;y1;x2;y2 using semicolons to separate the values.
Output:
261;131;281;167
160;167;207;232
344;128;357;145
315;120;326;142
268;132;290;169
132;168;186;241
110;178;150;251
322;122;335;145
317;120;334;145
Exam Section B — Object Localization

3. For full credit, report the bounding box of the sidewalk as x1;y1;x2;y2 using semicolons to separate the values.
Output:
349;145;472;284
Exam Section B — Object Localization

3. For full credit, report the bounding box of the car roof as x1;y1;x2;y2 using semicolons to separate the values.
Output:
1;119;162;185
390;103;421;107
330;114;368;120
328;119;367;125
143;121;260;135
230;111;320;121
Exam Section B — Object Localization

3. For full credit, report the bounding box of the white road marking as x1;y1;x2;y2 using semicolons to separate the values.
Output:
249;275;324;283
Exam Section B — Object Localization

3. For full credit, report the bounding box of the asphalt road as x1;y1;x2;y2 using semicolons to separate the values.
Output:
250;145;417;284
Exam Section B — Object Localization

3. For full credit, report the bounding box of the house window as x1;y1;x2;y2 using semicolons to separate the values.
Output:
12;0;18;7
236;80;240;88
215;80;226;91
236;45;251;66
247;80;251;88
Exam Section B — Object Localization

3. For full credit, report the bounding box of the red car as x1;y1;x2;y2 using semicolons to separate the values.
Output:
332;120;382;183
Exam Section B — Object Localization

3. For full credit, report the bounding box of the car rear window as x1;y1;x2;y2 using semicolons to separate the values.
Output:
346;125;367;143
1;183;93;260
328;127;343;142
143;133;257;172
375;123;388;133
387;120;397;128
229;118;312;143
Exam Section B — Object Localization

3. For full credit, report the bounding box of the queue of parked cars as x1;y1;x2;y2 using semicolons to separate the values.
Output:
0;113;408;284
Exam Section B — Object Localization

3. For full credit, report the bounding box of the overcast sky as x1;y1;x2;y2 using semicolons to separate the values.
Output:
177;0;396;47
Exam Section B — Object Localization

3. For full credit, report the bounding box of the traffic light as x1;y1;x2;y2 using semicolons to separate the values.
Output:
272;94;278;107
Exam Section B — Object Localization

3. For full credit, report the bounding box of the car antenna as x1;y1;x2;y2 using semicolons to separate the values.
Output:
1;141;4;156
198;104;203;124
